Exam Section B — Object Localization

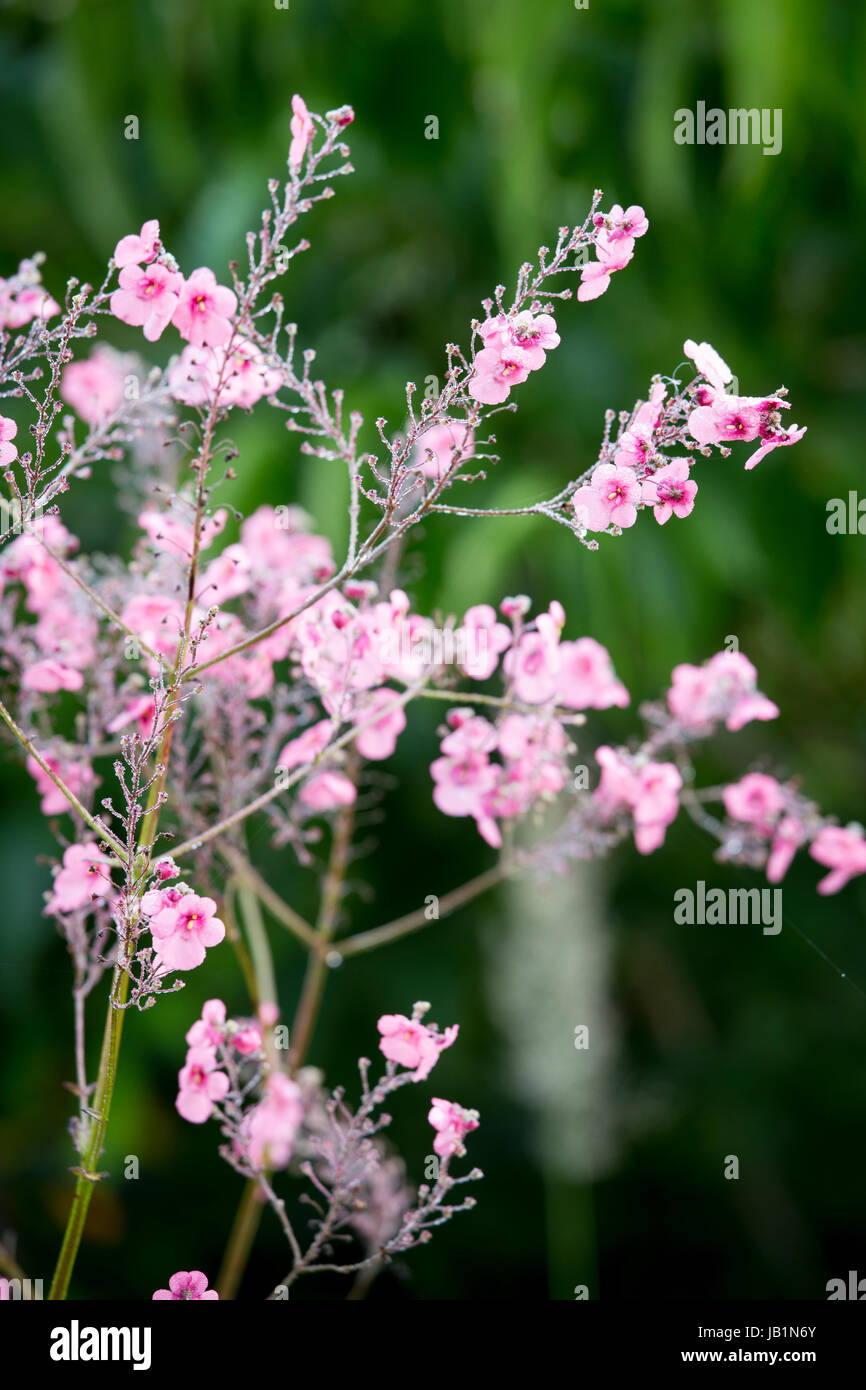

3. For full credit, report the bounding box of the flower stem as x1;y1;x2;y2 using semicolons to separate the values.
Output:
47;958;130;1300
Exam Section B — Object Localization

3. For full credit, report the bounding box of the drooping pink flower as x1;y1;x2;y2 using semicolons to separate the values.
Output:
21;659;84;693
61;350;126;425
185;999;227;1051
289;94;315;170
557;637;629;710
277;718;334;770
377;1013;458;1081
428;1098;480;1158
27;753;95;817
468;346;531;404
744;423;807;471
766;815;806;884
641;458;697;524
683;338;732;394
0;415;18;466
630;761;682;855
722;773;786;828
411;420;475;480
176;1046;229;1124
152;1270;219;1301
809;825;866;896
354;687;407;761
299;770;357;812
110;261;182;341
46;842;113;914
149;893;226;971
577;236;635;302
242;1073;304;1169
113;220;160;270
458;604;512;681
172;268;237;349
572;463;640;532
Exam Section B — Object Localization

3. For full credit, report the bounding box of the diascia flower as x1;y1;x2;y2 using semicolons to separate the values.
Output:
152;1270;219;1301
428;1099;480;1158
172;268;237;349
377;1013;459;1081
147;892;226;971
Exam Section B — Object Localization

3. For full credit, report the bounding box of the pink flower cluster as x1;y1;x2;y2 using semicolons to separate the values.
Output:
577;204;649;302
721;772;866;894
109;218;237;352
685;340;806;470
469;310;560;405
571;338;806;537
175;999;262;1124
0;260;59;330
667;650;779;735
431;601;627;847
4;514;99;704
428;1098;480;1158
594;746;683;855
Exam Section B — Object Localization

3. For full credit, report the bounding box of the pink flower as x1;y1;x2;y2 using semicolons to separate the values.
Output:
113;220;160;269
299;770;357;812
577;237;634;302
27;753;95;817
152;1270;219;1301
289;94;315;169
557;637;629;710
431;748;497;820
572;463;640;532
61;350;126;425
278;718;334;769
46;842;112;914
744;423;807;471
493;311;560;371
630;761;682;855
502;629;560;704
666;651;779;734
766;816;806;884
411;420;475;480
110;261;182;342
185;999;227;1051
355;688;407;761
21;659;84;693
377;1013;458;1081
688;396;762;446
458;604;512;681
149;893;226;971
176;1047;229;1124
106;695;157;740
0;415;18;467
641;458;697;524
428;1098;480;1158
243;1073;304;1169
809;826;866;896
596;203;649;241
722;773;785;828
468;346;531;404
172;268;237;349
683;339;732;394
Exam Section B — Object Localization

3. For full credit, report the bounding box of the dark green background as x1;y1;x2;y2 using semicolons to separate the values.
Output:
1;0;864;1300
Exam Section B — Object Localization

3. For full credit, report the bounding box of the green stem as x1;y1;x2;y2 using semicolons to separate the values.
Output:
48;960;130;1300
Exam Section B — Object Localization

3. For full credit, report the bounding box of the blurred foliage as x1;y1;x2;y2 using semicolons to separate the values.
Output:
0;0;864;1301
